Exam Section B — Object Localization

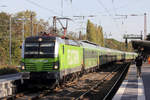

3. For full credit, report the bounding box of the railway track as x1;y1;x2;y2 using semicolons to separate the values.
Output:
39;63;130;100
103;63;130;100
3;62;130;100
74;63;130;100
14;90;51;100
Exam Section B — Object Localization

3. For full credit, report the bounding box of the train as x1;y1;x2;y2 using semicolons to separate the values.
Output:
20;35;138;85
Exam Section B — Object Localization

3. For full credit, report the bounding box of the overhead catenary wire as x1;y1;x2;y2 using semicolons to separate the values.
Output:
111;1;122;36
96;0;112;17
25;0;60;16
111;0;117;16
96;0;121;36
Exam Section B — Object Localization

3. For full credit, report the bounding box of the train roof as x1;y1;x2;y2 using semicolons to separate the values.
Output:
25;36;137;55
80;40;98;46
79;40;98;49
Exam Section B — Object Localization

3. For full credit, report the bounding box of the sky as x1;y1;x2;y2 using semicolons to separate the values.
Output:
1;0;150;41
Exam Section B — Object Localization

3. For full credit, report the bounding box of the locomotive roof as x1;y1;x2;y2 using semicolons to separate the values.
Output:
25;36;81;46
25;36;56;42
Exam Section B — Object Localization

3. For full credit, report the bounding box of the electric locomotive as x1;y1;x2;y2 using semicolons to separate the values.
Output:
21;36;83;84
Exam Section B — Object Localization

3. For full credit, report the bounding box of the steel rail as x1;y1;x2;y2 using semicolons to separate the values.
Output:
75;63;124;100
103;63;130;100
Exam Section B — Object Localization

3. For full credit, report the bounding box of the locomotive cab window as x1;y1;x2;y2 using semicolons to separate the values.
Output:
24;40;55;58
39;42;55;58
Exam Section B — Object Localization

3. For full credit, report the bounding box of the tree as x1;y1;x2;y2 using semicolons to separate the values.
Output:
105;38;134;51
0;12;10;64
87;20;95;42
86;20;104;46
0;11;50;66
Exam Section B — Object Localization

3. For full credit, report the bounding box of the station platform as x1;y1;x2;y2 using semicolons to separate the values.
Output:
0;73;21;98
0;73;21;82
112;63;150;100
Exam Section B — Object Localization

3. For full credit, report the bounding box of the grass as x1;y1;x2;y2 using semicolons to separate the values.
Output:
0;65;20;76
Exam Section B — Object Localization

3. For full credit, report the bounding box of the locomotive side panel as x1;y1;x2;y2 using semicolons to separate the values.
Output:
59;44;83;77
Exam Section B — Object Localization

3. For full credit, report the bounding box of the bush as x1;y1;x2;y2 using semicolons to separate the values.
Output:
0;65;20;75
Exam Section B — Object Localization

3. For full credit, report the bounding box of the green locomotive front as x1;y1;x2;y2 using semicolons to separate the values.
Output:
21;36;59;81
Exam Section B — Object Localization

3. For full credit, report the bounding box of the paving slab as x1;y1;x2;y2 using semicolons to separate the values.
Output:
113;64;147;100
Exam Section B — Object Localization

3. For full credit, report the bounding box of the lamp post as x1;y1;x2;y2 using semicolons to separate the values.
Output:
35;22;40;36
104;32;107;47
9;15;12;64
15;17;29;42
37;23;39;36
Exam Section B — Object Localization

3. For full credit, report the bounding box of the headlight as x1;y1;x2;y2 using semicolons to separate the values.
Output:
38;38;42;42
53;62;59;70
20;62;25;70
54;65;58;69
21;66;25;70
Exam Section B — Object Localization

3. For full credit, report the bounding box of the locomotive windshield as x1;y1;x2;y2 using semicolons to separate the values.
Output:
24;37;55;58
